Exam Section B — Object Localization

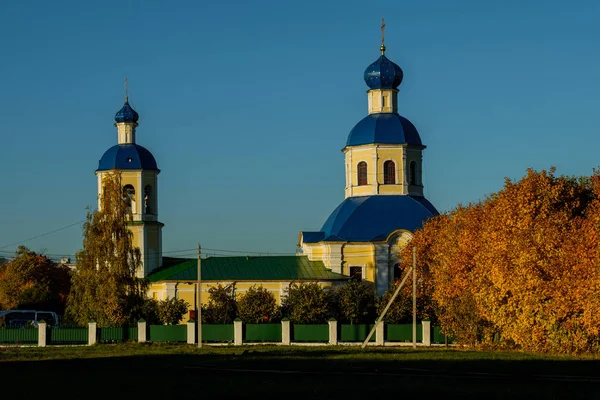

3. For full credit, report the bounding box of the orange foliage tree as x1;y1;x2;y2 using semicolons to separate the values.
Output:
401;168;600;353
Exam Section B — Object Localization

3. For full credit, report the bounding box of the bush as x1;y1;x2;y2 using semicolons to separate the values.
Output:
335;281;376;324
202;283;237;324
157;297;189;325
281;282;332;324
236;285;278;324
375;281;412;323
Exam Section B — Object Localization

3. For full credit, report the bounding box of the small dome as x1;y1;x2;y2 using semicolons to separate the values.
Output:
319;195;438;242
346;113;422;147
97;144;158;171
364;55;403;90
115;100;139;123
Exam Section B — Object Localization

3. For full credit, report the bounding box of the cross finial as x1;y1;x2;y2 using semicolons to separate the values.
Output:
124;76;129;102
380;17;386;55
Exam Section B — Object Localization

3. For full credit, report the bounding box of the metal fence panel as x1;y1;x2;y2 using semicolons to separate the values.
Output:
202;324;234;342
0;327;38;344
340;324;376;342
386;324;423;342
245;324;282;342
292;324;329;342
49;326;88;344
149;325;187;342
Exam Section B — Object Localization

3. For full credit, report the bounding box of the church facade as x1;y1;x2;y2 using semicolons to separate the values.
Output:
94;37;437;306
298;42;438;295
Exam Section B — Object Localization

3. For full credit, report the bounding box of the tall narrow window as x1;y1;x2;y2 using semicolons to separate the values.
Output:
383;95;388;108
123;184;136;214
409;161;417;186
384;160;395;184
357;162;368;186
349;266;363;282
393;263;402;281
144;185;152;214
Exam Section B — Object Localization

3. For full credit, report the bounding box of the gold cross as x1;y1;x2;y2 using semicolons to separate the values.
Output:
124;76;129;102
381;17;386;45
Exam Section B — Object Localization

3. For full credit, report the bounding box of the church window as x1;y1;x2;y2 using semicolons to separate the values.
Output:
357;162;368;186
144;185;152;214
409;161;417;185
123;184;136;214
393;263;402;281
384;160;395;184
349;266;363;282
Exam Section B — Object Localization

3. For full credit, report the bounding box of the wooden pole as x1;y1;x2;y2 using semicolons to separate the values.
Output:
361;265;413;349
197;244;202;348
412;246;417;349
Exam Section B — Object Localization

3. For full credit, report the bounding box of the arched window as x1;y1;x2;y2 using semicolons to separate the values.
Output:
393;263;402;281
123;184;136;214
357;162;368;186
409;161;417;186
384;160;395;184
144;185;152;214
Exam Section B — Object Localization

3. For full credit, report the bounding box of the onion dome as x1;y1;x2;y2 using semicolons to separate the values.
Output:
346;113;422;147
97;144;158;171
114;99;139;123
364;54;403;90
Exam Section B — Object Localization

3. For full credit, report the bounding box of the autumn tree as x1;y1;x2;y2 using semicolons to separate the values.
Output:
66;172;148;327
236;285;278;323
0;246;71;313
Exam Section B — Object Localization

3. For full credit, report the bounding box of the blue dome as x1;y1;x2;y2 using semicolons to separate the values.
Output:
115;100;139;123
313;195;438;242
97;144;158;171
364;55;403;90
346;113;422;147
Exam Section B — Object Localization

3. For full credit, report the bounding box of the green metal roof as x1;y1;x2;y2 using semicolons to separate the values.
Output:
147;255;349;283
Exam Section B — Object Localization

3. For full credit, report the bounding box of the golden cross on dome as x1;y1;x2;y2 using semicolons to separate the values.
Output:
380;17;386;54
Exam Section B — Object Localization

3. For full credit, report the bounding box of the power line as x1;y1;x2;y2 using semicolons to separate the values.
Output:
0;220;85;250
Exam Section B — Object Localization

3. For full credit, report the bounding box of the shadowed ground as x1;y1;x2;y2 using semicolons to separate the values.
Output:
1;344;599;398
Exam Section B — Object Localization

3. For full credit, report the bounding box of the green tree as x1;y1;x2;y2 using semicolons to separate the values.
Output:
0;246;71;314
157;297;189;325
66;172;148;327
335;280;375;324
236;285;277;324
375;281;412;324
202;283;237;324
281;282;331;324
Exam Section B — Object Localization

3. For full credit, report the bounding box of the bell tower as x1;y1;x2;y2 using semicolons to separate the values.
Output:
96;96;163;277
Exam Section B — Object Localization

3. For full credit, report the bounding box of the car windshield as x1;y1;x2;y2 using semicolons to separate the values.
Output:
6;312;36;321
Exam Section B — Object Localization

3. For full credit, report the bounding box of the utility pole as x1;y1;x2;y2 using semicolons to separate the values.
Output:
412;246;417;349
197;244;202;348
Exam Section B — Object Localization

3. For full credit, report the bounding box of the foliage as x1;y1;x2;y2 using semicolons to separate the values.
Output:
202;283;237;324
403;168;600;353
334;280;376;324
375;280;412;324
0;246;71;314
157;297;189;325
66;172;148;327
281;282;332;324
236;285;278;324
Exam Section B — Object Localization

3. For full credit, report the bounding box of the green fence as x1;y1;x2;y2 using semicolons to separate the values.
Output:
98;326;138;342
245;324;282;342
49;326;88;344
386;324;423;342
202;324;234;342
293;324;329;342
0;327;38;344
432;326;453;344
340;324;376;342
149;325;187;342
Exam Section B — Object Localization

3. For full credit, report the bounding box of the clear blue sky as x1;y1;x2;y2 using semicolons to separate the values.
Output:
1;0;599;260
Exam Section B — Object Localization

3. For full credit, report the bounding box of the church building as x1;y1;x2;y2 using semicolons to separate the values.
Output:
298;40;438;295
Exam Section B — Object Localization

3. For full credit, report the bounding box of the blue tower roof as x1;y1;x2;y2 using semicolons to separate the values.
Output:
364;54;403;90
114;100;139;123
97;144;158;171
302;195;438;243
346;113;422;147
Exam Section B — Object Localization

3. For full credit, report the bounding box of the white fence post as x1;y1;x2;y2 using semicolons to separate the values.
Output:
328;319;338;345
422;320;431;346
88;321;97;346
281;318;291;345
138;319;147;343
234;318;243;346
187;319;196;345
376;321;384;346
38;321;47;347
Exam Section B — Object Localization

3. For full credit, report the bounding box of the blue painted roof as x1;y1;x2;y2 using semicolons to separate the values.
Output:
346;113;422;147
97;144;158;171
115;100;139;123
303;195;438;243
364;55;403;90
